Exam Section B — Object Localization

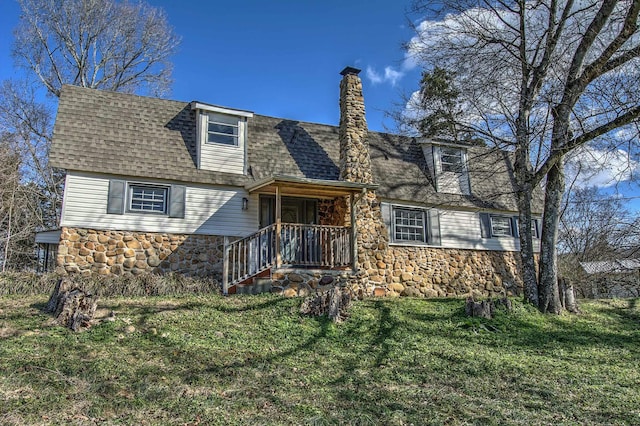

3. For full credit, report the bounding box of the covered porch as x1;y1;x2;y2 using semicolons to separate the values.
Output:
222;175;377;294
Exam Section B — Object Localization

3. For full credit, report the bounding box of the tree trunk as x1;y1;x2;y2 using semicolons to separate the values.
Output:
517;185;539;306
538;161;564;314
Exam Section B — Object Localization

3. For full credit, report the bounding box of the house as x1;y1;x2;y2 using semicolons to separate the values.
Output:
43;67;541;297
578;259;640;298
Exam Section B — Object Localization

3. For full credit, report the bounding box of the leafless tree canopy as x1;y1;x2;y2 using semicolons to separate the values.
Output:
559;187;640;270
407;0;640;313
0;0;179;270
13;0;180;98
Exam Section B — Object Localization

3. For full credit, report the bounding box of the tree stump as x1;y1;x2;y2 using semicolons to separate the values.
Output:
559;276;580;314
46;278;98;331
300;287;352;323
465;296;513;319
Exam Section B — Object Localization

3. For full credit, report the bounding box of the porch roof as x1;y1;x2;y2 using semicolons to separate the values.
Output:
246;175;378;198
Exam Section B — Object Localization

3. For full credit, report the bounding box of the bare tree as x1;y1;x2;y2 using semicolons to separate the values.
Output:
13;0;180;98
559;186;640;273
0;133;42;271
0;0;180;270
407;0;640;312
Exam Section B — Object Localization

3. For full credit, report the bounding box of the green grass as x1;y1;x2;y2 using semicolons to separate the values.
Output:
1;294;639;425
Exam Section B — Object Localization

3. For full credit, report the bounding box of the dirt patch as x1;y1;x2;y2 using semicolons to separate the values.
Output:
0;324;21;338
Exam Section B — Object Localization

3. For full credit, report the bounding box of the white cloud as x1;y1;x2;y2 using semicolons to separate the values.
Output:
566;146;639;188
365;66;383;84
365;65;406;86
383;66;404;86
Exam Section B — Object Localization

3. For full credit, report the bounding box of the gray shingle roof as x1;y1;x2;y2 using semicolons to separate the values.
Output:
580;259;640;274
51;85;533;212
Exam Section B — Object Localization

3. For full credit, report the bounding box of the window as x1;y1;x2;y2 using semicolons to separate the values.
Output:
107;180;185;218
532;219;540;238
490;215;513;237
441;147;464;173
480;213;518;238
394;208;427;242
129;184;168;213
206;113;239;146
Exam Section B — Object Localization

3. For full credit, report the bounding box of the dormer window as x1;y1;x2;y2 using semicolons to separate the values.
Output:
191;102;253;175
207;113;239;146
434;144;470;195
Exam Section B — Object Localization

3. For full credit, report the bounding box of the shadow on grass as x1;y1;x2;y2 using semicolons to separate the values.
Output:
13;294;639;424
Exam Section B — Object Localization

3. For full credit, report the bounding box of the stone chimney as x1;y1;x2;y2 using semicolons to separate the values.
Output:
339;67;373;184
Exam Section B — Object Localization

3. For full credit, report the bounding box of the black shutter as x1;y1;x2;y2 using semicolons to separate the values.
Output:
169;185;186;218
107;179;125;214
428;209;441;246
479;213;492;238
511;216;519;238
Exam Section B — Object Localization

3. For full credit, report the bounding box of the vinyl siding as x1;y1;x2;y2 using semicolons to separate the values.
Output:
198;112;246;175
421;144;436;182
60;172;258;236
382;201;540;252
432;145;471;195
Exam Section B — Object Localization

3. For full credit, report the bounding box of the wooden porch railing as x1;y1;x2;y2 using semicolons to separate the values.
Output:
223;224;352;293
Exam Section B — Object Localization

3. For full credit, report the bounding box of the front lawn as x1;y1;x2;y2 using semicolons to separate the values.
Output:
1;294;638;425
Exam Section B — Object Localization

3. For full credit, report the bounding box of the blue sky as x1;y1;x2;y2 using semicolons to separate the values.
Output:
1;0;638;212
0;0;421;132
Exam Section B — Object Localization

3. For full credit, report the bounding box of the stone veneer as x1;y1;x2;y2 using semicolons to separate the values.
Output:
366;246;523;297
270;268;363;298
339;67;373;184
57;227;224;278
334;67;525;298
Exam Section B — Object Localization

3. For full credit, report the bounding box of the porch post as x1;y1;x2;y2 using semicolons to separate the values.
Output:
351;192;358;272
275;185;282;268
222;236;229;295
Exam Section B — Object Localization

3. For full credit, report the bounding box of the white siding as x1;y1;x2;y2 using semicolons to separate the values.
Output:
432;145;471;195
198;112;246;175
383;201;541;252
421;144;436;182
439;210;518;251
60;172;258;237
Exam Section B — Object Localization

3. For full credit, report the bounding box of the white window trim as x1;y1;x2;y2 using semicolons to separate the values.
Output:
392;206;429;245
127;183;169;215
191;102;253;118
532;218;541;239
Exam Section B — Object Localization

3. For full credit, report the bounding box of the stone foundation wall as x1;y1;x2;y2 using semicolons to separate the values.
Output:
366;246;523;298
318;193;525;298
57;227;224;279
